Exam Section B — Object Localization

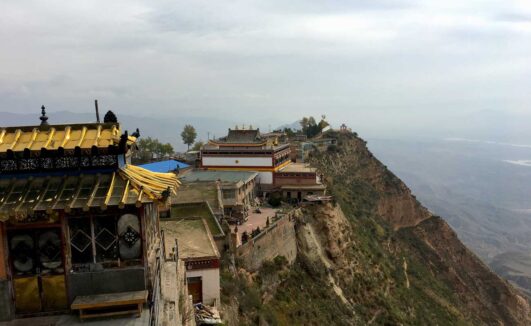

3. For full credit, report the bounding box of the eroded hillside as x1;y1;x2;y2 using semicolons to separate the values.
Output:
221;131;530;325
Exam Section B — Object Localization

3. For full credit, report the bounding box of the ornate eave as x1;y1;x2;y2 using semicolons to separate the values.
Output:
0;165;180;222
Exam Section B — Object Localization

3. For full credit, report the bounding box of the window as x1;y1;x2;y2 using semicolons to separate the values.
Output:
223;190;236;199
69;214;142;271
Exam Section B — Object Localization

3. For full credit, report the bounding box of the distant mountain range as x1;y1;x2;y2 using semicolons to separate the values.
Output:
368;137;531;297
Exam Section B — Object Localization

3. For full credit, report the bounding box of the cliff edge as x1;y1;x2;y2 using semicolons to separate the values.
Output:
221;130;530;325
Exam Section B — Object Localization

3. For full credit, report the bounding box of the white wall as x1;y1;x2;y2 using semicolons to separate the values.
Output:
258;172;273;185
202;156;272;167
186;268;220;305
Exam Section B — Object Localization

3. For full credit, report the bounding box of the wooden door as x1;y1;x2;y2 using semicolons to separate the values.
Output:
9;228;67;314
187;277;203;304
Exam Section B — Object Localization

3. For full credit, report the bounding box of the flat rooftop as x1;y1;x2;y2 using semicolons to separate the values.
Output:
180;170;257;184
139;160;189;173
161;219;219;260
170;202;224;237
172;182;220;211
279;163;317;173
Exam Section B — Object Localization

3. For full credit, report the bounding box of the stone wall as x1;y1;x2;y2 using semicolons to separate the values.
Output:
236;210;299;271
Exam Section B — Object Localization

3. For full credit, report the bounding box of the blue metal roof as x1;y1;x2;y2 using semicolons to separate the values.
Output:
139;160;189;173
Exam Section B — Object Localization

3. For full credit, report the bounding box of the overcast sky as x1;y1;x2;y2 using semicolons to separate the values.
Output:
1;0;530;135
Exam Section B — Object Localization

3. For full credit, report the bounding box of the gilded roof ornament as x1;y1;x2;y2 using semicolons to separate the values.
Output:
104;110;118;123
40;105;49;126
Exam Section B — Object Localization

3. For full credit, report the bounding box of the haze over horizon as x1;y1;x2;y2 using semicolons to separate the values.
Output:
1;0;531;141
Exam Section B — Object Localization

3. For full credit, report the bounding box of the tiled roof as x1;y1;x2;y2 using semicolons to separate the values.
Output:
221;129;263;144
0;123;135;153
0;165;179;221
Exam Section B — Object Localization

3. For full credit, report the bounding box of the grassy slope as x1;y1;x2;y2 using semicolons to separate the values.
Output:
221;131;528;325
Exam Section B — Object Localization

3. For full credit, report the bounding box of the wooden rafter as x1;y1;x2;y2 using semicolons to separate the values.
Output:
0;129;6;145
12;178;37;218
93;125;102;147
119;180;130;209
135;187;144;208
76;126;88;148
60;126;72;148
0;179;16;205
65;175;85;213
26;128;39;150
43;128;56;149
30;177;52;214
8;129;22;150
102;172;116;211
49;176;69;214
84;174;101;212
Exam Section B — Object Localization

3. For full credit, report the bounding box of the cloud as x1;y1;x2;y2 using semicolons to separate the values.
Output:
0;0;531;138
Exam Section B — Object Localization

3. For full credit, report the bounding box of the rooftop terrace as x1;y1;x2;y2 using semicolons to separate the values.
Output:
170;202;224;237
180;170;257;184
161;219;219;260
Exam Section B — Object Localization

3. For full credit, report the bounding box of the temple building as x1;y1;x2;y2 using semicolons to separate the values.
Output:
273;163;326;202
0;108;179;322
200;127;290;191
161;218;220;306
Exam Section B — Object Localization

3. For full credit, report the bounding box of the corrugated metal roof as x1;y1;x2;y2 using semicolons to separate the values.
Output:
139;160;189;173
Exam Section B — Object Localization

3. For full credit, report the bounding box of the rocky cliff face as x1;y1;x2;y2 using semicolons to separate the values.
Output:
307;131;530;325
222;131;530;325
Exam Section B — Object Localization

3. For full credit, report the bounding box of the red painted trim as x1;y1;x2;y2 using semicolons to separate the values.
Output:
185;258;220;270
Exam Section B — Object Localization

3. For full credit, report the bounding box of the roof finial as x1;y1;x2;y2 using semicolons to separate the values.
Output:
104;110;118;123
40;105;49;126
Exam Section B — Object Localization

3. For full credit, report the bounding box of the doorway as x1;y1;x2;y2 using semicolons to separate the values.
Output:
8;228;67;314
187;276;203;304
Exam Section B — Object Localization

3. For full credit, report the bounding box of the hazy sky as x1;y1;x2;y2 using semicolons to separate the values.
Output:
1;0;531;133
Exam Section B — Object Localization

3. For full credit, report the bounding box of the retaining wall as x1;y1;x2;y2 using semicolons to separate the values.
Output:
236;210;299;271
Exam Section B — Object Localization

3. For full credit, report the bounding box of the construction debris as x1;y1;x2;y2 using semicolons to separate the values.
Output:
194;303;222;325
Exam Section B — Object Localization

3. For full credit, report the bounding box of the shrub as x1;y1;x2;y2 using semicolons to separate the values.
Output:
268;193;282;207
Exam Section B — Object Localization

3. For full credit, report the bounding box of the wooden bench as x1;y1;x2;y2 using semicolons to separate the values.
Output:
71;290;148;321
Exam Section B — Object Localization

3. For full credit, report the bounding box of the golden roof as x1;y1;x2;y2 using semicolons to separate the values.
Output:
0;123;136;153
0;165;179;221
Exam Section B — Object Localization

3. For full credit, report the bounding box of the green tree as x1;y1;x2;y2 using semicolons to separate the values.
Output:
192;141;204;151
181;124;197;150
158;143;174;158
299;115;329;138
299;117;309;133
318;115;329;130
133;137;174;164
